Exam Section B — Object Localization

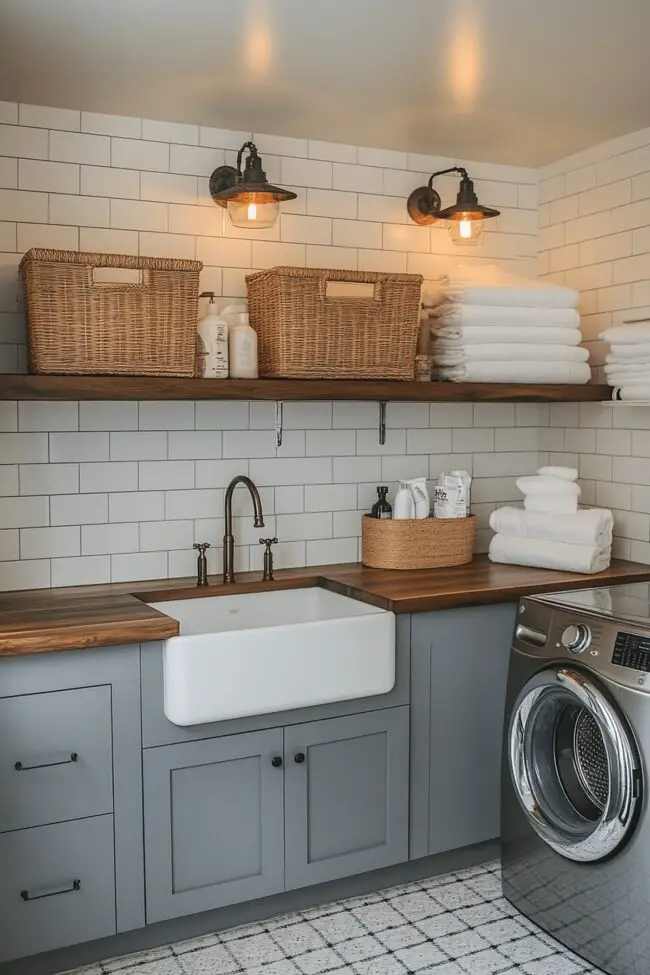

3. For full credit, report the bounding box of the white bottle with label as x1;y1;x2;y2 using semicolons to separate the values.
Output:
197;292;229;378
228;312;259;379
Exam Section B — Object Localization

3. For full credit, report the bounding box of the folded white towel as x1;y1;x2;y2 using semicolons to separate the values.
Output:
434;303;581;328
489;506;613;547
606;351;650;365
604;362;650;375
606;372;650;388
432;344;589;365
524;495;579;514
433;325;582;346
437;361;591;384
609;343;650;360
601;323;650;344
537;466;578;481
517;475;581;497
489;534;611;574
443;282;579;309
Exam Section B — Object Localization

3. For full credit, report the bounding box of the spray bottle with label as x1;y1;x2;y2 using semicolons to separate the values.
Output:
196;292;229;378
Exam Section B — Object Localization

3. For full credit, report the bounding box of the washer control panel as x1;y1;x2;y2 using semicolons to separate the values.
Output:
560;623;591;653
613;631;650;673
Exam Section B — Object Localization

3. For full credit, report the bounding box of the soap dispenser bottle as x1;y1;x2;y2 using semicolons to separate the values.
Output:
197;292;229;378
228;311;259;379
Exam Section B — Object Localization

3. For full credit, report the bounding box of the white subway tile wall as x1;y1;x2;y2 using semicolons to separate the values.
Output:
0;398;546;588
0;102;544;586
539;127;650;561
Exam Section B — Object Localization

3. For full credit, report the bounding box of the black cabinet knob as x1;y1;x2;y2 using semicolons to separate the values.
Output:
271;756;283;768
294;752;305;764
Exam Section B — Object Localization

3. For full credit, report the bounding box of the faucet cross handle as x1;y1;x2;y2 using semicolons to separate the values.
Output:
193;542;211;587
259;537;278;582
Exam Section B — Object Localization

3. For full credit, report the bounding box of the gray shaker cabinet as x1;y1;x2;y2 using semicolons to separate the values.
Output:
284;707;410;889
143;728;285;923
409;603;517;859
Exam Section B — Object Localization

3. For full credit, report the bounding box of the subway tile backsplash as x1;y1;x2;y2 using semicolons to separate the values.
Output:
0;398;545;588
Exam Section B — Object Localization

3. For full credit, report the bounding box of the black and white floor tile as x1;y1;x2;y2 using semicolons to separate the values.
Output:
68;861;603;975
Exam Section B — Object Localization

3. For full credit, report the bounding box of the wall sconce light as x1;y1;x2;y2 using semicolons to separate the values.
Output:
407;166;500;245
210;141;297;229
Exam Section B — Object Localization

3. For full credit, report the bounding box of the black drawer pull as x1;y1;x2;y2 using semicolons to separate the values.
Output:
15;752;78;772
294;752;305;764
21;879;81;902
271;756;283;768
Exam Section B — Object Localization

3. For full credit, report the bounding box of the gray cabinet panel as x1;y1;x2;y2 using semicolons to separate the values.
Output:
143;729;285;922
0;814;116;961
0;686;113;832
284;707;409;889
410;604;516;858
141;615;410;747
0;646;144;934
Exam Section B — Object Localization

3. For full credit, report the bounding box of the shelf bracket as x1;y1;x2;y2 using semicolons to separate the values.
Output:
275;401;284;448
378;401;387;445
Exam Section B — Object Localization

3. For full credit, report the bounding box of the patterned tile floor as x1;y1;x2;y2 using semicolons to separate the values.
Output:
69;861;603;975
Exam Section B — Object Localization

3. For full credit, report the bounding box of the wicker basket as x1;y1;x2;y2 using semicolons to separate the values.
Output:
362;514;476;570
20;249;202;376
246;266;422;379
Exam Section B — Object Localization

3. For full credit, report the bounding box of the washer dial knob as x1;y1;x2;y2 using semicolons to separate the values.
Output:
561;623;590;653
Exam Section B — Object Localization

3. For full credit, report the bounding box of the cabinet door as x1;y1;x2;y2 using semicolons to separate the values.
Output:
284;707;409;889
143;729;284;922
411;604;516;858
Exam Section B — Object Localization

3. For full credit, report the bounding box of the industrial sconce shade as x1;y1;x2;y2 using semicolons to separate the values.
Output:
210;141;297;229
407;166;500;244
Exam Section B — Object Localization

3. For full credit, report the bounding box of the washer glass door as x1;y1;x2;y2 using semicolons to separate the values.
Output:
509;667;641;862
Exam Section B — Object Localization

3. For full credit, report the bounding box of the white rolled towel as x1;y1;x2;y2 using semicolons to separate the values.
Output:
618;385;650;401
489;534;611;574
435;303;581;328
537;466;578;481
517;475;581;497
438;361;590;384
489;506;613;547
433;344;589;365
434;325;581;346
524;495;578;514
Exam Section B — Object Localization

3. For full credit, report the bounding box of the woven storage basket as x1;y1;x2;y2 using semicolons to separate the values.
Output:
246;266;423;379
20;249;202;376
362;514;476;570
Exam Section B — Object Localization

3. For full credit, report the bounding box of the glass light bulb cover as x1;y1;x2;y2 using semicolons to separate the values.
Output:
227;199;279;229
448;214;484;245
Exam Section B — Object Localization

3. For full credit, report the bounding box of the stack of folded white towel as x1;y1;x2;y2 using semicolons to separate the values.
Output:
422;266;590;384
600;320;650;400
488;466;613;573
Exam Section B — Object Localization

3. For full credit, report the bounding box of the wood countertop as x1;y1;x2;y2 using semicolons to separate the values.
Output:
1;556;650;656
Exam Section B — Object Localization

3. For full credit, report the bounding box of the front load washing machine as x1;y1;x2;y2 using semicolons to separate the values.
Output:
501;583;650;975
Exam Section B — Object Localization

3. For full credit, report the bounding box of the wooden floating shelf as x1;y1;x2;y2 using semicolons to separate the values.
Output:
0;375;611;403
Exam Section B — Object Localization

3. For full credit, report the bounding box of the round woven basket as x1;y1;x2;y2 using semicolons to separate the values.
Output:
362;514;476;570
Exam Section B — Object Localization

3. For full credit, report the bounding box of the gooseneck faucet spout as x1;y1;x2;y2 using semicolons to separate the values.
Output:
223;475;265;584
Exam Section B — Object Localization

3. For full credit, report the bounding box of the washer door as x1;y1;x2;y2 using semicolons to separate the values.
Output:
509;667;641;862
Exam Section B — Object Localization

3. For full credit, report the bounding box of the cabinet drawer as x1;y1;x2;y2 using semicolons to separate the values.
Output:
0;686;113;831
0;815;116;961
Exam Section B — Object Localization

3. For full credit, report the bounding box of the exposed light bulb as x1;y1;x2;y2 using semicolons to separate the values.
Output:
247;201;257;221
459;218;473;239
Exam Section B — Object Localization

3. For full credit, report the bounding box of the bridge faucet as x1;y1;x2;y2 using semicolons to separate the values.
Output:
223;475;265;584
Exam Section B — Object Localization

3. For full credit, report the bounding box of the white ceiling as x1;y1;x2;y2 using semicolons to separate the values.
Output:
2;0;650;167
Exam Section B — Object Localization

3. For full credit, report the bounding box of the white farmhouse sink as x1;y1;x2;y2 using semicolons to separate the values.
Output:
148;587;395;726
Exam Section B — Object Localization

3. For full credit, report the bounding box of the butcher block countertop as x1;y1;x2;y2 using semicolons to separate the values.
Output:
1;556;650;657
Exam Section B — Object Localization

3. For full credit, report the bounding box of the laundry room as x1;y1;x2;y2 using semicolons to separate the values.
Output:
1;3;650;975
